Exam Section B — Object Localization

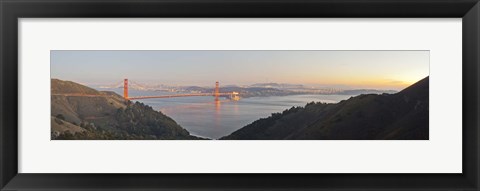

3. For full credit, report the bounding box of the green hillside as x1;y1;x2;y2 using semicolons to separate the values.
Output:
221;77;429;140
51;79;202;140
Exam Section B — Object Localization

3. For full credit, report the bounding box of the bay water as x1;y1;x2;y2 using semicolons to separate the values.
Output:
102;88;351;139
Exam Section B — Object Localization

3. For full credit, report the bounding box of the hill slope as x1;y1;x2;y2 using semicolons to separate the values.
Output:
221;77;429;140
51;79;202;140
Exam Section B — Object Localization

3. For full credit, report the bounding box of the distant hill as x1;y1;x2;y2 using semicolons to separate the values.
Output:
221;77;429;140
183;86;295;98
183;84;396;98
51;79;202;140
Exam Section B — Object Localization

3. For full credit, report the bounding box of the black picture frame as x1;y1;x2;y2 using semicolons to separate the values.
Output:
1;0;479;190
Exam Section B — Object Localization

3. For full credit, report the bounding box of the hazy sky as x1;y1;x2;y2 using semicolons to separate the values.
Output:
51;50;429;90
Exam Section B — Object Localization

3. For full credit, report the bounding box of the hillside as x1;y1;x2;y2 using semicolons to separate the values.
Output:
51;79;202;140
221;77;429;140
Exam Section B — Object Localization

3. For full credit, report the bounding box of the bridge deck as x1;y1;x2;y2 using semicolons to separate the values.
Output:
52;92;237;100
128;92;235;100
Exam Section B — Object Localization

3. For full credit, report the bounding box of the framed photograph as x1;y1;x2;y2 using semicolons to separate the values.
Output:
1;0;479;190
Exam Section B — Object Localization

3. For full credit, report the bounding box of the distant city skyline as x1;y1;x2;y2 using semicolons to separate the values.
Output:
51;50;429;90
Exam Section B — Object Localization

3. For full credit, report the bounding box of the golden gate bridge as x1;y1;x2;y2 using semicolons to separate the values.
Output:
121;79;239;101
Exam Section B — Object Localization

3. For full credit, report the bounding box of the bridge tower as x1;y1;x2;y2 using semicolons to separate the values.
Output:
214;81;219;101
123;79;129;99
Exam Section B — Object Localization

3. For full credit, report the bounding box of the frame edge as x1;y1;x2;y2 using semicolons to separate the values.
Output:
462;1;480;189
1;0;480;190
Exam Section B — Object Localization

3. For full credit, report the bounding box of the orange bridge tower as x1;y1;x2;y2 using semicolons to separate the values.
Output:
123;79;129;99
214;81;219;101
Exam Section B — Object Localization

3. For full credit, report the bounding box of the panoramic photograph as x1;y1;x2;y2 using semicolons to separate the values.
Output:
51;50;429;140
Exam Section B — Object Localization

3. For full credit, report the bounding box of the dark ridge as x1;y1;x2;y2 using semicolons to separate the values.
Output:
221;76;429;140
